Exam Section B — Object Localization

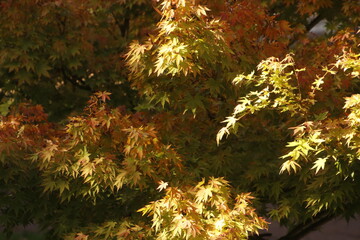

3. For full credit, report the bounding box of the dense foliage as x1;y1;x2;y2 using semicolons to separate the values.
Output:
0;0;359;239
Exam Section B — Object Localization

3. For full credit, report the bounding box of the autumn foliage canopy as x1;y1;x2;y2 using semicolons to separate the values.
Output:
0;0;359;239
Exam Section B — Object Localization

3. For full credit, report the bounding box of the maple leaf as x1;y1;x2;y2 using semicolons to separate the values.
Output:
157;181;168;192
75;233;88;240
311;157;328;174
95;91;112;102
195;187;213;203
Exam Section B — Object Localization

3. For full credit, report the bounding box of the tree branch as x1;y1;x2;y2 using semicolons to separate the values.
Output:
112;12;130;38
305;14;324;32
289;14;325;47
277;213;335;240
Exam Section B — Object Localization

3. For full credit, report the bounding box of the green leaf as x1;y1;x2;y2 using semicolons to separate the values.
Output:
311;157;328;174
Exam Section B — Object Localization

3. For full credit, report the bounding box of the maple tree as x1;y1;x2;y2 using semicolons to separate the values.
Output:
0;0;359;239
